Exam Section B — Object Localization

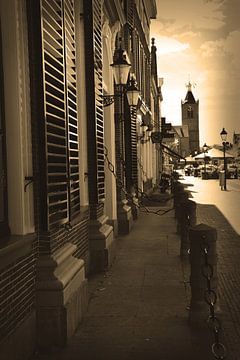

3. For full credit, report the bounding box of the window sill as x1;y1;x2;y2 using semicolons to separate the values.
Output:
70;205;90;227
0;233;36;271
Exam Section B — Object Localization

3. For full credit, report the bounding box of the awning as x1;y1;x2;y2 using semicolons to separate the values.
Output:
161;144;186;161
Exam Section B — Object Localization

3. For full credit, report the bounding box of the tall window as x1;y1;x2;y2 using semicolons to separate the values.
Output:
0;29;9;237
43;0;80;229
187;105;193;118
27;0;80;230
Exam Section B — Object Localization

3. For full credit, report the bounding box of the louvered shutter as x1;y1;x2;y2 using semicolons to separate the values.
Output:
63;0;80;219
84;0;105;207
41;0;69;229
130;107;138;186
0;30;9;237
27;0;80;230
125;103;138;190
125;0;134;27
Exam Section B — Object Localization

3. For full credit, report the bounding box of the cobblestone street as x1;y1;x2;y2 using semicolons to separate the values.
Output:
197;204;240;360
181;176;240;359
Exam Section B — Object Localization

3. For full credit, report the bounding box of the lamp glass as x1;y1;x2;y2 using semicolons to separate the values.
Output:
220;128;227;142
112;64;131;85
126;89;139;106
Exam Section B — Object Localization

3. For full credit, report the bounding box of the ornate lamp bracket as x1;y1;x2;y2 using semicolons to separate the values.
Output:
102;94;120;107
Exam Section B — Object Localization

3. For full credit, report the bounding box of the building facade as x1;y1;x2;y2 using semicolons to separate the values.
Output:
0;0;159;358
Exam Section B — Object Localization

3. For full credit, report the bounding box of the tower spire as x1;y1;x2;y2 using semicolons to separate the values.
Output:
186;81;192;92
184;81;196;104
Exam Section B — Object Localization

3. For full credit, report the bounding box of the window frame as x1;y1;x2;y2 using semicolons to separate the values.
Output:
0;28;10;238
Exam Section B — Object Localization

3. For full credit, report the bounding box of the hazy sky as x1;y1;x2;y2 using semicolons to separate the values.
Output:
151;0;240;146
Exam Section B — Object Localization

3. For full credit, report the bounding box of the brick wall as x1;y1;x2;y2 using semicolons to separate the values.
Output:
38;210;90;273
0;239;37;342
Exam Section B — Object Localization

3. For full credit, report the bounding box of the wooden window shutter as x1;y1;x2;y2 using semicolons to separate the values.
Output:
63;0;80;219
27;0;80;230
125;104;138;190
130;107;138;186
84;0;105;204
42;0;69;229
125;0;134;28
0;28;9;237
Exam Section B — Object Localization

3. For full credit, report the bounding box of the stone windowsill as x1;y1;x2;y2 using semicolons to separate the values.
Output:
0;207;89;271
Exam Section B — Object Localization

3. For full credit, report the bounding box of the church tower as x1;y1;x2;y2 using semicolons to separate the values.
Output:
181;82;199;155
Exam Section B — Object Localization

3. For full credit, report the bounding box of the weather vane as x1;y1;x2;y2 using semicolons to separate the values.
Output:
186;75;196;91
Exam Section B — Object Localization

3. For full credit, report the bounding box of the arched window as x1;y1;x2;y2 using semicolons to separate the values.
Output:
187;105;193;118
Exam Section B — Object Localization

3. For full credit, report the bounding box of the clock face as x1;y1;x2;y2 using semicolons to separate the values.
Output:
188;105;192;111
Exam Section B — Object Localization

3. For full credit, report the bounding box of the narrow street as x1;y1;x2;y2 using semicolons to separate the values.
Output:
31;176;240;360
32;198;212;360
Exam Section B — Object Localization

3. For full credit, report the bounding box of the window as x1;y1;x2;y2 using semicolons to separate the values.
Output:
45;0;80;228
0;30;9;237
187;105;193;118
27;0;80;230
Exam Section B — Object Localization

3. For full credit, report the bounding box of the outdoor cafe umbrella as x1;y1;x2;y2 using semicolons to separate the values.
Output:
183;155;196;163
194;148;234;159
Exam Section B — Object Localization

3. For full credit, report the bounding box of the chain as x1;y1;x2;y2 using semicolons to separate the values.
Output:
201;239;227;360
104;146;129;198
120;155;126;173
137;157;147;179
104;146;173;216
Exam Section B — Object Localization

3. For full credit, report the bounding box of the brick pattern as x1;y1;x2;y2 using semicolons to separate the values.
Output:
70;216;90;267
39;215;90;266
197;204;240;360
89;203;104;220
0;241;37;341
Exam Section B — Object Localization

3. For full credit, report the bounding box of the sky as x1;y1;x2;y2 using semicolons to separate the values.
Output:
150;0;240;146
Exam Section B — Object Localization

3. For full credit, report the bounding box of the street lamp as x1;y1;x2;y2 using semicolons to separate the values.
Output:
111;45;131;86
202;143;208;179
126;76;140;107
220;127;228;190
102;46;140;108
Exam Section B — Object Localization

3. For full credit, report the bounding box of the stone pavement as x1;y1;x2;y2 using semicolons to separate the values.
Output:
32;197;214;360
197;203;240;360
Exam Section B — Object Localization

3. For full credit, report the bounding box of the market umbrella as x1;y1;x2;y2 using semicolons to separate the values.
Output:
194;148;233;159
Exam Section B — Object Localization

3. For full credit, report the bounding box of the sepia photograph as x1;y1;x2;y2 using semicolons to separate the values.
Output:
0;0;239;359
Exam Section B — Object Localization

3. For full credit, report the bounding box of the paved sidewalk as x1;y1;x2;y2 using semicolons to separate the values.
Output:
33;200;212;360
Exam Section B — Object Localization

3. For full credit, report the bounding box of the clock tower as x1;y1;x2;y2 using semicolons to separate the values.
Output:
181;82;200;156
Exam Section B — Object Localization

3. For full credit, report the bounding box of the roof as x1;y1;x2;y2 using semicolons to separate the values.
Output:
182;82;196;104
144;0;157;19
184;91;196;104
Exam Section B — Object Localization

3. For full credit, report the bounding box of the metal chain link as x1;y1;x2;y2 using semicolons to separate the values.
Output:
104;146;128;198
137;157;147;179
120;154;126;173
104;145;173;216
200;239;227;360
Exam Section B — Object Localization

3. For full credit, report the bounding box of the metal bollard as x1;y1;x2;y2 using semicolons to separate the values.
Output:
179;199;196;257
172;180;182;194
188;223;218;325
173;181;185;198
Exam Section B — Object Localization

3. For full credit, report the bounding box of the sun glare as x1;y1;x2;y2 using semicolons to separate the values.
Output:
155;36;190;55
